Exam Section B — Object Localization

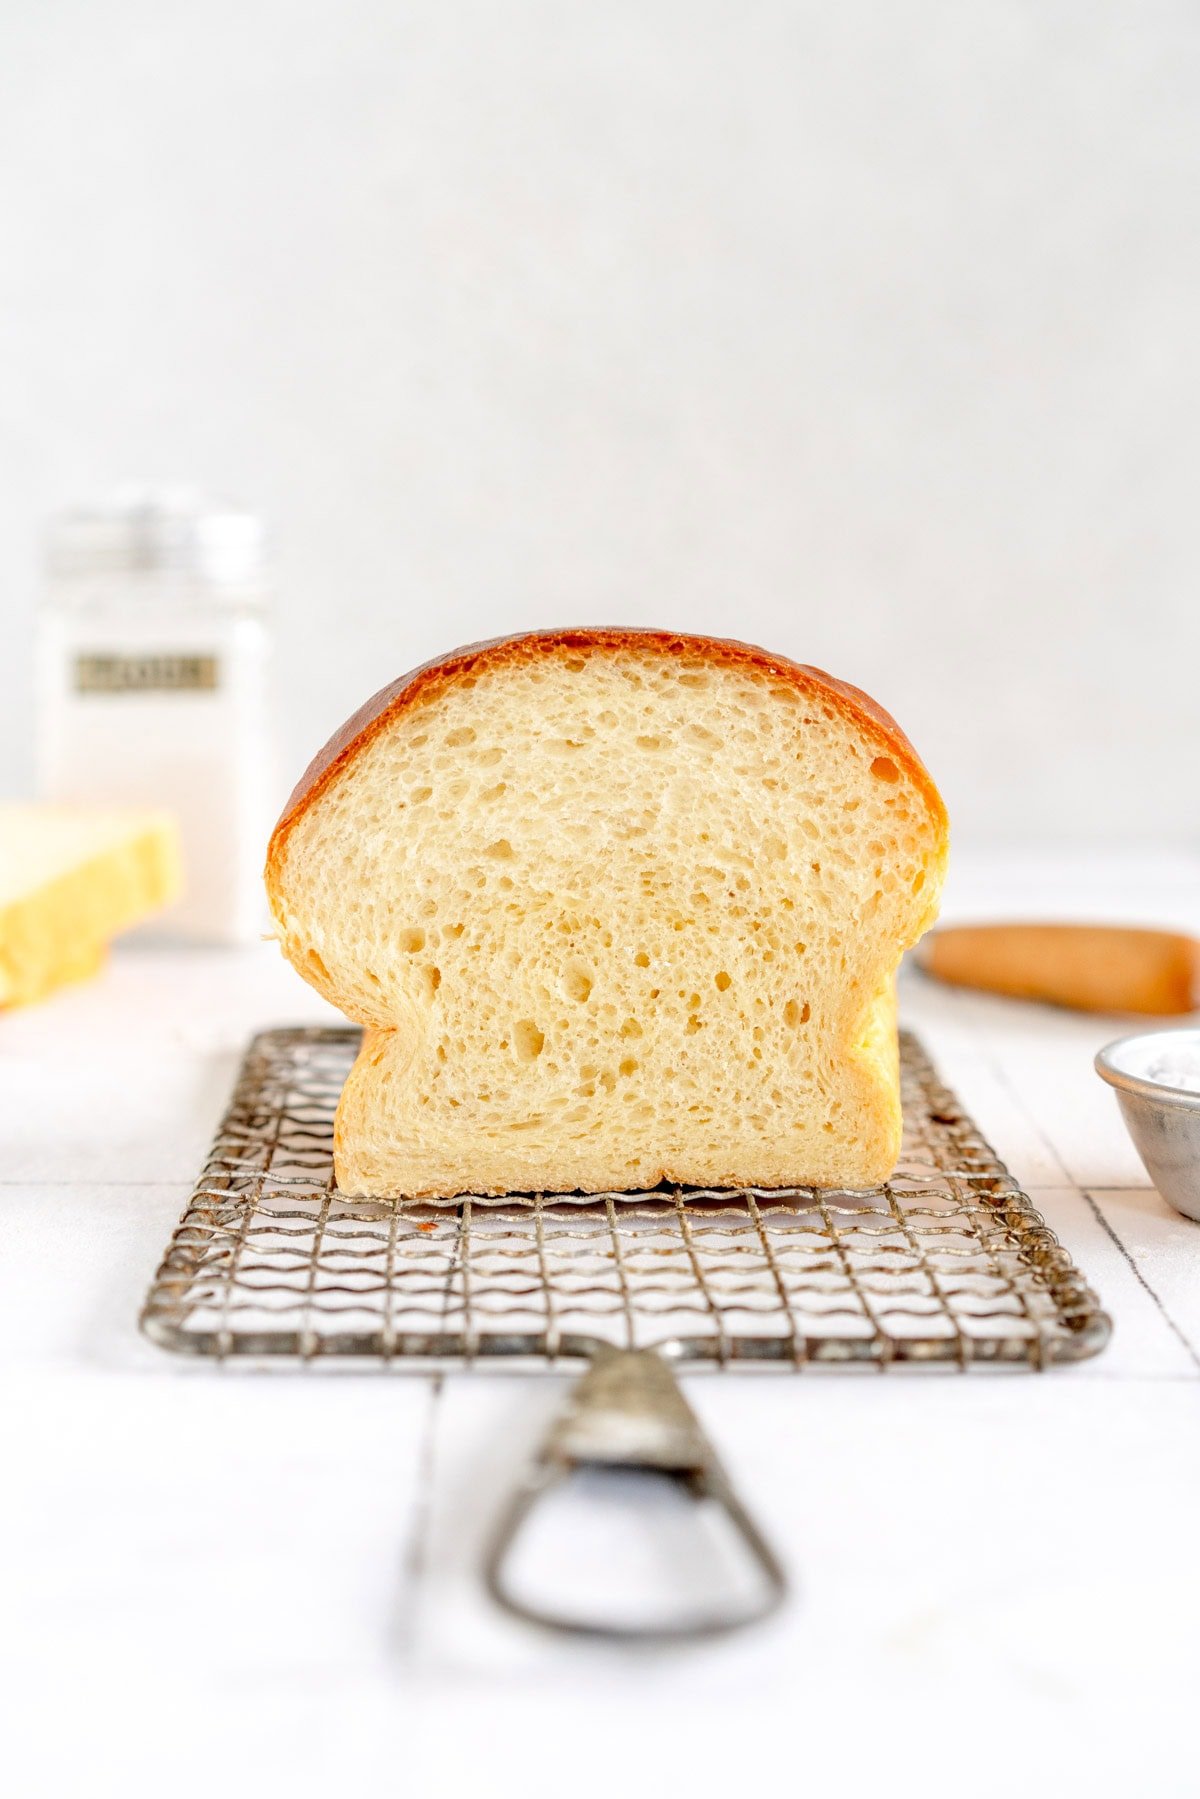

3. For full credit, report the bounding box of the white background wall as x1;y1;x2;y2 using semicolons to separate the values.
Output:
1;1;1196;847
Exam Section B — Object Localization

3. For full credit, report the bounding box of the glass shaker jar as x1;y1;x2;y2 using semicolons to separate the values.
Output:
36;489;277;945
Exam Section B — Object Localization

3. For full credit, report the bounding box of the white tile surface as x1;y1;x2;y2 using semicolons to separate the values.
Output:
0;943;339;1182
997;1039;1155;1191
1030;1187;1197;1379
1085;1186;1200;1372
5;864;1200;1798
410;1372;1200;1795
931;1053;1074;1189
0;1050;239;1184
901;965;1163;1192
0;1182;189;1368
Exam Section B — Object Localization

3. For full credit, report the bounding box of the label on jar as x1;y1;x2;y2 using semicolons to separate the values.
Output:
73;652;220;694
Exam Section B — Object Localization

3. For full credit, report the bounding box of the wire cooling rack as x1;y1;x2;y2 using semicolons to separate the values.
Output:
140;1027;1110;1370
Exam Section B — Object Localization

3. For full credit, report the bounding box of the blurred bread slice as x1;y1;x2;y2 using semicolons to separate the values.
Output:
267;630;948;1196
0;805;181;1005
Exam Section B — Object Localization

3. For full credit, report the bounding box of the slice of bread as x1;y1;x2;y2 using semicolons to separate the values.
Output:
0;805;181;1006
267;630;948;1196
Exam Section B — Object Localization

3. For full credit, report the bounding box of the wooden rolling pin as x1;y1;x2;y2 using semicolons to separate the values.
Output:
917;923;1200;1016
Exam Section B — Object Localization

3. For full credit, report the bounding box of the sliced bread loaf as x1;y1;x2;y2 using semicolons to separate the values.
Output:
266;630;948;1196
0;805;181;1006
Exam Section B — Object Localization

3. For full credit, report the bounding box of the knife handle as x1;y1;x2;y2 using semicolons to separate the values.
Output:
917;923;1200;1016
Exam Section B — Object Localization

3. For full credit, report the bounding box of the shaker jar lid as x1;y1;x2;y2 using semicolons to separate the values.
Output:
46;487;267;588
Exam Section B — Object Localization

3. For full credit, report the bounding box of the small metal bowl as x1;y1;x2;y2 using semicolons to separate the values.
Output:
1096;1028;1200;1221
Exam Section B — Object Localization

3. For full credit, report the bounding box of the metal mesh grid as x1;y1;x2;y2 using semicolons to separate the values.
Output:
140;1028;1111;1370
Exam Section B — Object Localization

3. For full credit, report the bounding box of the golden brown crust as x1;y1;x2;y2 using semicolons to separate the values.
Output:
265;629;948;900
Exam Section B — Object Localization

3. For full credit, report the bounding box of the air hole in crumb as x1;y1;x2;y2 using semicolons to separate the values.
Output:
636;735;664;751
412;786;433;804
481;782;507;803
619;1057;638;1077
421;966;441;999
486;839;515;860
513;1020;544;1062
445;726;476;748
620;1017;643;1039
912;870;925;893
564;966;593;1003
634;951;650;968
715;971;731;991
870;756;900;783
400;928;426;953
305;948;330;981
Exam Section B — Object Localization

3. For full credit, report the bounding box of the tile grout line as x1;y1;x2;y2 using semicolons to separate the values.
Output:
964;1043;1200;1374
1079;1188;1200;1376
977;1040;1200;1376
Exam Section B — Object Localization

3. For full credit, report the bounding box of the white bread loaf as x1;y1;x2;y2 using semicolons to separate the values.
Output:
267;630;948;1196
0;805;181;1007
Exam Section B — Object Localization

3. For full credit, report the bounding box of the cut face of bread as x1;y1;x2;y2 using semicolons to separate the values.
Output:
267;631;948;1196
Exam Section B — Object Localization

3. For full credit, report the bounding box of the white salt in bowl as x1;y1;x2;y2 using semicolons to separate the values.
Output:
1096;1028;1200;1221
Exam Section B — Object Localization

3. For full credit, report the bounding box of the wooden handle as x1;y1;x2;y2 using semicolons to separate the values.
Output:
918;923;1200;1016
